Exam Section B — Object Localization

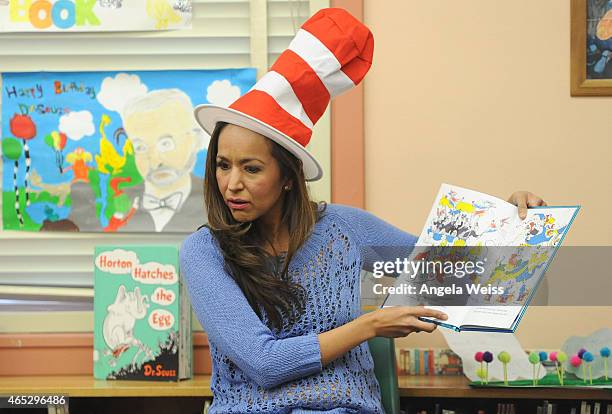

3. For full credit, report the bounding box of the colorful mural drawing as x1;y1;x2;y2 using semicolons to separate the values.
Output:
1;69;257;232
0;0;192;32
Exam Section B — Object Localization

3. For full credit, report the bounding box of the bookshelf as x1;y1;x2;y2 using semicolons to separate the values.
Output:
398;376;611;414
0;375;609;413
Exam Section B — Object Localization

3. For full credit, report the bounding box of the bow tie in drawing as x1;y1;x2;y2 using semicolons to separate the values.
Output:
141;192;183;211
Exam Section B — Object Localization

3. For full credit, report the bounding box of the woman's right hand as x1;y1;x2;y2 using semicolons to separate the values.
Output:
363;306;448;338
318;306;448;366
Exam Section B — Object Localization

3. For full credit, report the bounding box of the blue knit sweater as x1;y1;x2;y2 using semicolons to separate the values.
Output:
180;204;417;413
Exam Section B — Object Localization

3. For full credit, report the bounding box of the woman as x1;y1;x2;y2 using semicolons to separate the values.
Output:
180;8;547;413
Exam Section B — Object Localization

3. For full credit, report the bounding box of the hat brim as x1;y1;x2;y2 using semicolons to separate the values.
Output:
194;104;323;182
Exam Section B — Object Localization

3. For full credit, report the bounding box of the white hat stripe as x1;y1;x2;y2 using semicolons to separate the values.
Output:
252;71;314;129
194;8;373;182
288;29;355;98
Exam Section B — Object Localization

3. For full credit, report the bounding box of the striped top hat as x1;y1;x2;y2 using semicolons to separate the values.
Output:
194;7;374;181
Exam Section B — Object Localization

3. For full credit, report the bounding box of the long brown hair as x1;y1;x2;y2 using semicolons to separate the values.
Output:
203;122;325;331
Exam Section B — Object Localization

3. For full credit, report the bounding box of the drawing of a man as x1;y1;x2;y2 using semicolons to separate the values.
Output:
121;89;208;232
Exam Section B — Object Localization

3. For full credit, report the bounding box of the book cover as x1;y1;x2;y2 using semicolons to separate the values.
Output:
93;245;192;381
396;347;463;376
428;348;435;376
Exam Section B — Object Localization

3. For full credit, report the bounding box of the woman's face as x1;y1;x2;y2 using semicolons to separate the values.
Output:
216;124;287;223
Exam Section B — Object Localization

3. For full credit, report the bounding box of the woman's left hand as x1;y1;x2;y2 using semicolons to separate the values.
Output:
507;191;547;220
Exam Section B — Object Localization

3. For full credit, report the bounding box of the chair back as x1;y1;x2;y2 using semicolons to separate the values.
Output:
367;336;401;414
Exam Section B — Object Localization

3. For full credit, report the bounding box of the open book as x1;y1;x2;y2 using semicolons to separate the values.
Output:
382;184;579;333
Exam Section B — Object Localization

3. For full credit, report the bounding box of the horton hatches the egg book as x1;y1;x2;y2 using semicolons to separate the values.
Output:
93;245;192;381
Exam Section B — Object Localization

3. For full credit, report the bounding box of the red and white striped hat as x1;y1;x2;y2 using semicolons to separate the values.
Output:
194;8;374;181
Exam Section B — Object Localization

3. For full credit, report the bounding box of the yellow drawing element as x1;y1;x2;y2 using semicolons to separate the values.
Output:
99;114;111;139
469;245;485;256
95;114;133;175
488;252;548;284
453;239;466;247
456;201;475;213
438;196;475;214
66;147;93;164
146;0;182;30
527;252;548;273
50;131;62;148
439;196;452;208
597;10;612;41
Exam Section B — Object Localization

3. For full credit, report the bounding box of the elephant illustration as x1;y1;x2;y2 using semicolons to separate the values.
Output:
102;285;154;370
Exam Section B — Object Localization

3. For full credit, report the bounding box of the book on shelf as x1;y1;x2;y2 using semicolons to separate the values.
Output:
93;245;192;381
383;183;579;333
594;402;601;414
396;347;463;376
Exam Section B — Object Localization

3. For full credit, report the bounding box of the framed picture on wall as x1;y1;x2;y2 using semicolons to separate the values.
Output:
571;0;612;95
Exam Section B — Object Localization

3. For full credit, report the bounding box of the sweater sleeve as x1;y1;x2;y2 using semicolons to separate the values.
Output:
329;204;418;273
180;229;322;390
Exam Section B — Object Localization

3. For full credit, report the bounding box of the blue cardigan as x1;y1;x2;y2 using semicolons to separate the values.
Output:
180;203;417;413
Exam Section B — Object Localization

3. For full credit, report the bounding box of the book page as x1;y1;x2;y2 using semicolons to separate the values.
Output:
458;305;521;330
385;184;515;312
417;183;518;247
402;184;520;327
502;206;580;247
471;206;580;310
423;305;471;329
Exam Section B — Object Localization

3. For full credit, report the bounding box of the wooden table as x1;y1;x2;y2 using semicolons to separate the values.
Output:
0;375;212;397
0;375;213;413
2;375;611;399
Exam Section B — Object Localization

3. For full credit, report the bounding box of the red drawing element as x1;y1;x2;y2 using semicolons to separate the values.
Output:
9;114;36;140
110;176;132;197
103;207;137;232
111;343;130;358
58;132;67;150
529;222;539;235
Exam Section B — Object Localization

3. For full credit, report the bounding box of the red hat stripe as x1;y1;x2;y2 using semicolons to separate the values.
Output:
288;29;355;98
252;71;314;129
301;8;374;85
271;49;330;125
229;90;312;147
